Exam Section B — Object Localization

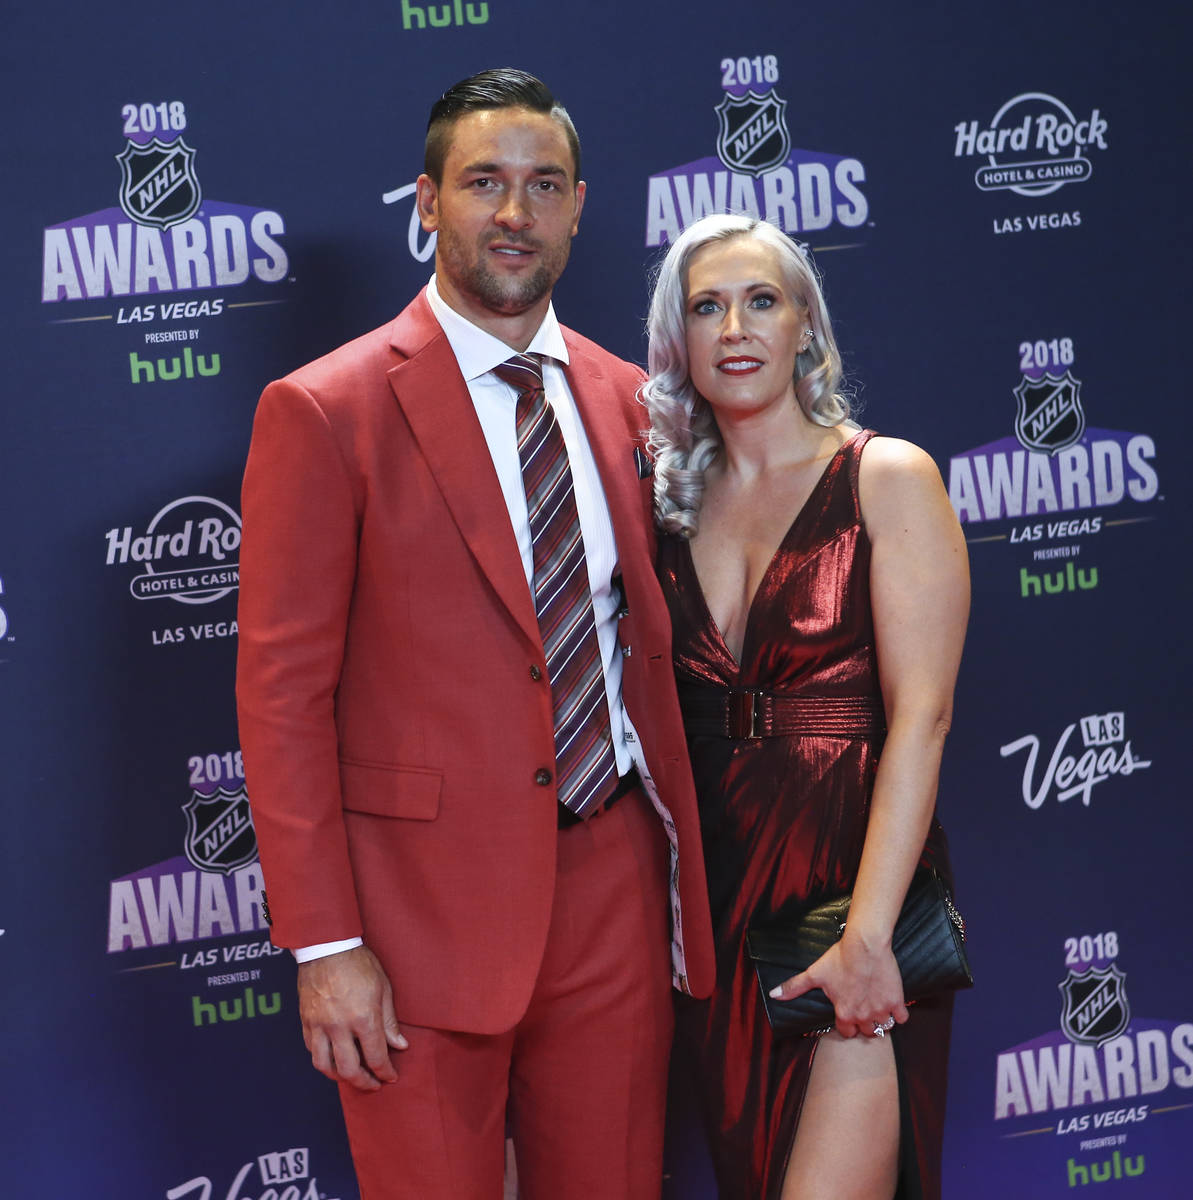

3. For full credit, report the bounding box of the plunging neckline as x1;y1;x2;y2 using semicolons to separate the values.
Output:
681;430;862;676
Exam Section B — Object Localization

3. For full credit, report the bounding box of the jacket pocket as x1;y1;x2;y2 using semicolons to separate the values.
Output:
339;759;442;821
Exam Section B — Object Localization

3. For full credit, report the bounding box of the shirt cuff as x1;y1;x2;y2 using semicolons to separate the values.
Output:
293;936;364;963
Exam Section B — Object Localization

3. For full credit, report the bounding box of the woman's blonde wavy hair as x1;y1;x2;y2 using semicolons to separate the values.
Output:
642;215;850;537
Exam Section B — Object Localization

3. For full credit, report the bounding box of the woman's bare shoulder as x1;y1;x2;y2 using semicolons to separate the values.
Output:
857;435;957;535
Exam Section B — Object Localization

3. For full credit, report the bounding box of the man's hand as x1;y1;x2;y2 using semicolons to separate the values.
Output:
297;944;408;1091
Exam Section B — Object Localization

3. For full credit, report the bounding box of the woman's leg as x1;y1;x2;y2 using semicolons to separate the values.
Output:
779;1031;899;1200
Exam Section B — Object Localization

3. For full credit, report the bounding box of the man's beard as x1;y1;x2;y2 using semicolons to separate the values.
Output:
437;228;570;315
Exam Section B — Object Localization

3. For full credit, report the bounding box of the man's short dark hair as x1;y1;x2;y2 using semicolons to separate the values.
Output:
424;67;581;185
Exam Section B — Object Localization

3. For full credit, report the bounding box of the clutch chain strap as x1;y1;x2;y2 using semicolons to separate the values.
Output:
944;891;966;941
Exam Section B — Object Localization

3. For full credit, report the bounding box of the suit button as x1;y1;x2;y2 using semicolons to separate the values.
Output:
534;768;552;786
529;664;542;681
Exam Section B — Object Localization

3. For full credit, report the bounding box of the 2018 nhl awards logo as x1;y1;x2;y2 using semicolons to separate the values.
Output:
714;90;791;178
182;786;257;875
43;101;290;304
1059;964;1131;1047
1013;369;1085;455
947;337;1160;528
107;751;269;956
644;55;869;246
116;136;201;229
990;940;1193;1194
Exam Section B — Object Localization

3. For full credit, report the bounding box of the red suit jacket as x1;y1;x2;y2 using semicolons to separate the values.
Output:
236;291;714;1034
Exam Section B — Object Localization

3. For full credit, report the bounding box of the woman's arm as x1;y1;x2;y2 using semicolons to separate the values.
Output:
770;436;969;1037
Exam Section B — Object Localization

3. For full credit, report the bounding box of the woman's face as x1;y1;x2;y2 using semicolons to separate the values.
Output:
683;235;809;419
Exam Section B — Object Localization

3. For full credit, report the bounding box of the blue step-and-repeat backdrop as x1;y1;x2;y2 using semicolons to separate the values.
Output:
3;2;1191;1196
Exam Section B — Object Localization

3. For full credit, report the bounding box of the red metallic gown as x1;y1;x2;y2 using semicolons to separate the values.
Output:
658;431;954;1200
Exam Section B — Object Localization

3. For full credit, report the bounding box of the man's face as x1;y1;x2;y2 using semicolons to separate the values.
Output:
416;107;586;337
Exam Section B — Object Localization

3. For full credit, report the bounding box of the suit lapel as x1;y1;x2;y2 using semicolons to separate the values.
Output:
563;338;650;590
387;301;541;651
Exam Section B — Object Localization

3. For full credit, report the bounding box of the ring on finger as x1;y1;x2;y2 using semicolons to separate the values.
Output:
872;1016;896;1037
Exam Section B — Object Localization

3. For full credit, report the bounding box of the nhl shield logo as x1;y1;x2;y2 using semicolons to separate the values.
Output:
1013;370;1085;455
116;137;201;229
1059;964;1130;1046
182;787;257;875
715;90;792;178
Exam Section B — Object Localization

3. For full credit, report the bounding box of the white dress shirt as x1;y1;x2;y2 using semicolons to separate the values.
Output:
294;278;633;963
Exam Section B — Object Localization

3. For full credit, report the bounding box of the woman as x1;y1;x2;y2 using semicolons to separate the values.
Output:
644;214;968;1200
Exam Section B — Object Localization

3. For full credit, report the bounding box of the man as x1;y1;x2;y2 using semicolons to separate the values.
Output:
236;69;714;1200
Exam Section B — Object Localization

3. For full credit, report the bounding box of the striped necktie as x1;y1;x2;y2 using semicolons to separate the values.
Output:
494;353;619;818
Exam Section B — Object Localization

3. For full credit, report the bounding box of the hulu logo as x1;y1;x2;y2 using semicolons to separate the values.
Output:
129;347;221;383
1020;563;1099;597
1067;1152;1145;1186
191;987;281;1026
401;0;489;28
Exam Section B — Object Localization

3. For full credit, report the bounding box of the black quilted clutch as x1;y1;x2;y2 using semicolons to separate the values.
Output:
744;868;973;1038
